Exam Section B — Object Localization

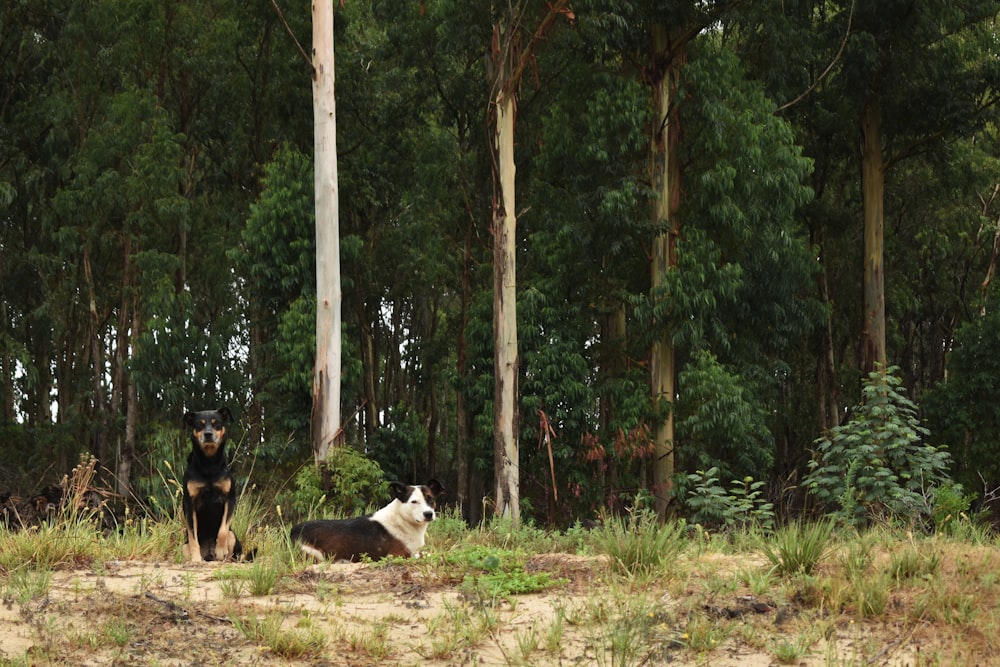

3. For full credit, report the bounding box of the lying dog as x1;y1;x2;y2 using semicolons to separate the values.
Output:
290;480;444;561
181;407;244;562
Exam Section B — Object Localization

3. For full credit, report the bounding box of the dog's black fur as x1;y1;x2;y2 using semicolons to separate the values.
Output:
182;407;244;562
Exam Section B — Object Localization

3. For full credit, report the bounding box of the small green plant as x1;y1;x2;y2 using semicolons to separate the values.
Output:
592;507;686;578
887;545;940;583
772;630;813;663
760;519;835;576
99;618;133;648
346;620;391;660
231;610;326;658
215;560;284;596
5;565;53;606
544;602;567;653
686;467;775;530
684;614;729;652
931;481;977;534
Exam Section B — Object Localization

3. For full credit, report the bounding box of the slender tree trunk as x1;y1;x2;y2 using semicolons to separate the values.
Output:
0;296;11;422
119;298;139;500
456;217;472;520
492;73;520;525
816;233;841;431
361;308;378;443
860;95;886;376
486;1;568;525
82;247;108;481
311;0;342;462
112;241;134;498
649;27;684;520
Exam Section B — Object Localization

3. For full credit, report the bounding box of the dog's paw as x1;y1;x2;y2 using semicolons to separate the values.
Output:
183;542;203;563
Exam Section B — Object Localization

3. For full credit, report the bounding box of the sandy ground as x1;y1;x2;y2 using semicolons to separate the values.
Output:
0;553;924;666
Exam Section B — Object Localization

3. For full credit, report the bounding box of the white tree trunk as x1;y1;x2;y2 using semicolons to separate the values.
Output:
492;85;520;525
312;0;342;462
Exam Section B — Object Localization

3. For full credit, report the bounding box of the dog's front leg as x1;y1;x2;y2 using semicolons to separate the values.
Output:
185;481;205;562
187;519;203;562
215;505;232;561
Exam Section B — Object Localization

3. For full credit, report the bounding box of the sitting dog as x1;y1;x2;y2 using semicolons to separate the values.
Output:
290;479;444;561
181;407;244;562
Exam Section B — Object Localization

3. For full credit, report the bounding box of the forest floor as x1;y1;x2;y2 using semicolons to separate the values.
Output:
0;547;962;667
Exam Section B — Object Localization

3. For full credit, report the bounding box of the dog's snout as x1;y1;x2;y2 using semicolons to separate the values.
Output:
423;511;435;521
203;431;215;443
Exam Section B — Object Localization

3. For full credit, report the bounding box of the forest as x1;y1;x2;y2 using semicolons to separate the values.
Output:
3;0;1000;529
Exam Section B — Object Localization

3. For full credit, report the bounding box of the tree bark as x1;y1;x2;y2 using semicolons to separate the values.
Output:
649;27;684;520
860;95;886;376
492;76;520;525
311;0;342;462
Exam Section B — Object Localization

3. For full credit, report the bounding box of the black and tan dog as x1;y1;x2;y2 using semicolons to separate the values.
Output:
181;407;244;562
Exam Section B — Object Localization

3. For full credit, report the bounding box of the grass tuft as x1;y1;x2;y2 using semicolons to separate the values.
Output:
760;519;836;576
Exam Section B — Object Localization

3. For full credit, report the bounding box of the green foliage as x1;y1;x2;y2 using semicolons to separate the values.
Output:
282;447;388;521
684;467;775;531
677;351;775;482
923;306;1000;492
930;481;977;535
806;367;954;527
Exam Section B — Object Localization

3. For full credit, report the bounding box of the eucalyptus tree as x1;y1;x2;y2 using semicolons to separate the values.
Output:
486;0;572;525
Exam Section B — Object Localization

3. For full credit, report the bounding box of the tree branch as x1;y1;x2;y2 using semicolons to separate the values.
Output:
269;0;315;76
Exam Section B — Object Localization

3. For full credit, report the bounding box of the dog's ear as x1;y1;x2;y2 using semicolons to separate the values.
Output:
388;481;409;501
426;479;445;497
218;407;233;423
183;412;196;428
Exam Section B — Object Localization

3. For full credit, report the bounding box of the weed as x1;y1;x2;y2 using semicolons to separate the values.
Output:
5;565;53;606
99;617;132;647
346;619;391;660
772;629;815;663
887;545;940;583
544;602;567;652
231;610;326;658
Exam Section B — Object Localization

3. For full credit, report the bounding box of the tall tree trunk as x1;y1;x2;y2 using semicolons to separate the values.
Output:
82;247;108;481
361;307;378;444
118;296;139;500
0;295;11;422
311;0;342;462
816;234;841;431
112;240;135;498
491;69;520;525
860;95;886;376
456;217;472;520
487;1;569;525
649;27;684;520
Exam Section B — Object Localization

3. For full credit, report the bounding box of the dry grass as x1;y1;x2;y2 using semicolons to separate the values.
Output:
2;509;1000;666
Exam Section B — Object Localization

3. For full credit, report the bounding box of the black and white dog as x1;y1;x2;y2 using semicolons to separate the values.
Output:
290;480;444;561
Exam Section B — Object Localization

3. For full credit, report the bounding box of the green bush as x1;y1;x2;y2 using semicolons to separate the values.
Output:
282;446;388;520
805;367;953;527
685;466;775;530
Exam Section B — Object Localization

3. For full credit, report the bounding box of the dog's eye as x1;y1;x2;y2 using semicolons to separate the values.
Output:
211;420;220;427
196;421;206;429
